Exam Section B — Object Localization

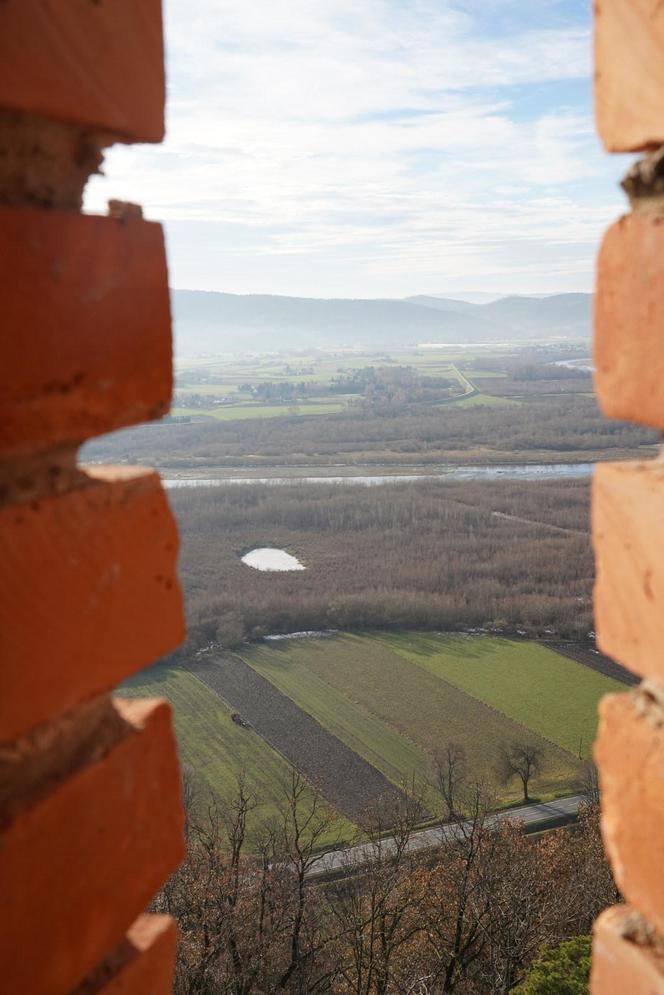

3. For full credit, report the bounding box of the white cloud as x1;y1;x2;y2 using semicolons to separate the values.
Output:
85;0;628;296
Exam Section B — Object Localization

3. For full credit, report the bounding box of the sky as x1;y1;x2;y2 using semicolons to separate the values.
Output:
85;0;633;299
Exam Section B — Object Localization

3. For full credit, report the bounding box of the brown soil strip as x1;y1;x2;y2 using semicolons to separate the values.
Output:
185;653;410;822
546;642;638;686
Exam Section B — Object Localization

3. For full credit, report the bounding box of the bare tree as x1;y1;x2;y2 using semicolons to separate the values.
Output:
579;759;600;806
422;782;500;993
495;741;544;804
157;756;618;994
327;788;425;995
161;769;342;995
273;768;342;993
477;821;552;994
544;803;619;939
434;743;467;821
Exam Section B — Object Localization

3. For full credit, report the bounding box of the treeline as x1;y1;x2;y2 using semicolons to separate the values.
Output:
510;363;588;382
169;478;594;651
331;365;459;407
84;394;656;468
240;381;318;402
479;374;593;399
161;766;614;994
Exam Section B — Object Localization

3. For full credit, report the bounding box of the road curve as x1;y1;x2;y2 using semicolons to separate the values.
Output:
308;794;584;878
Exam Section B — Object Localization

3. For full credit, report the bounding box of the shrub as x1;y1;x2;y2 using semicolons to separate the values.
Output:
513;935;592;995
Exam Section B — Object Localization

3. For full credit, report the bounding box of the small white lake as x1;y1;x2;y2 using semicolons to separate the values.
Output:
241;547;305;572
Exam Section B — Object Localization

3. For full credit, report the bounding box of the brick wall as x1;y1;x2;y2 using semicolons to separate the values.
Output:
0;4;186;993
592;2;664;990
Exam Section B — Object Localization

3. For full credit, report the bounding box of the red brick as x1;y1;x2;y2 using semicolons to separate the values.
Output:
74;915;177;995
0;0;164;142
0;208;172;459
595;213;664;429
592;906;664;994
595;693;664;936
593;461;664;680
0;698;184;995
595;0;664;151
0;467;184;740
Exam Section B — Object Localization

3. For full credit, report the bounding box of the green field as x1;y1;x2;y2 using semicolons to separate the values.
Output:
170;349;524;424
239;641;431;793
171;401;346;421
239;633;616;805
383;634;621;758
119;661;349;836
119;634;615;828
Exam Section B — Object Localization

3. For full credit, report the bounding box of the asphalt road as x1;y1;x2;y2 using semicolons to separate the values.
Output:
308;794;584;878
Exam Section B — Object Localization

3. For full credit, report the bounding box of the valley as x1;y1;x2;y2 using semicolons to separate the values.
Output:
106;337;648;843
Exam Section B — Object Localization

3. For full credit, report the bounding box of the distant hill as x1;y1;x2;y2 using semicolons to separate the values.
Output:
405;295;482;314
427;290;505;304
171;289;592;357
479;294;592;339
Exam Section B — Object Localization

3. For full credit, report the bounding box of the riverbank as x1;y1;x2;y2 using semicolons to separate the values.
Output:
163;461;596;488
156;445;657;484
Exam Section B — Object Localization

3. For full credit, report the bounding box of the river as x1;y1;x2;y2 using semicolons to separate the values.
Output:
163;462;594;488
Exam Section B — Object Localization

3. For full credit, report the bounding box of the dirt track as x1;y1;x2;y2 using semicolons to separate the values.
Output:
491;510;588;537
547;642;638;686
186;653;409;821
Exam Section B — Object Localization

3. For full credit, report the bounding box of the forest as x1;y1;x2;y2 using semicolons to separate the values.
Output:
169;478;594;653
85;394;656;469
162;766;611;994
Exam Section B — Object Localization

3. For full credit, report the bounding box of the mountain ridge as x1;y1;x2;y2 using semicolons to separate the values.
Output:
171;288;592;356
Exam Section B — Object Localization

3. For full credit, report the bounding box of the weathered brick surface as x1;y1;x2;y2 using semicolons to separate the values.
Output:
595;213;664;430
592;906;664;994
0;208;172;459
0;699;184;995
74;915;178;995
595;0;664;151
593;461;664;680
0;468;184;741
0;3;184;992
0;0;164;141
595;692;664;937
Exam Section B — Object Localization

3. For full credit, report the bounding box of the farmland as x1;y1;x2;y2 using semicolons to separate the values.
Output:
383;633;619;757
85;336;657;475
238;633;620;806
94;342;649;843
171;400;346;422
119;661;351;837
124;633;622;832
166;346;582;425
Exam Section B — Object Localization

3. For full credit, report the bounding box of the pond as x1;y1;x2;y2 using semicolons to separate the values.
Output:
241;547;305;572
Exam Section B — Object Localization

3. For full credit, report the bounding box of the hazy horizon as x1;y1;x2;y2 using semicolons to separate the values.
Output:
86;1;630;299
170;287;591;302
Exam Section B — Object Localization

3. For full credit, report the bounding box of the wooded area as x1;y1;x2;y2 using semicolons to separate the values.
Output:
169;478;594;652
162;769;613;994
86;395;655;468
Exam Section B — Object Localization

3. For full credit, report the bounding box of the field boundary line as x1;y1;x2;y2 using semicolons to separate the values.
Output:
184;654;413;821
384;638;582;762
242;644;427;793
544;642;637;687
